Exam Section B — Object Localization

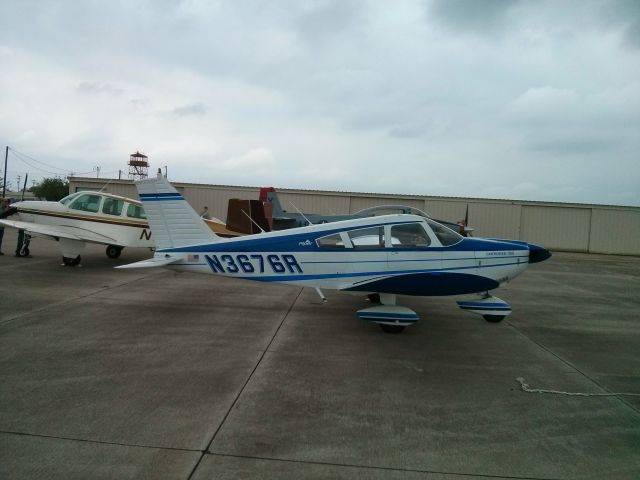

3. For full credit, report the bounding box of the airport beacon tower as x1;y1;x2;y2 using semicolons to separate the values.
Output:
128;151;149;180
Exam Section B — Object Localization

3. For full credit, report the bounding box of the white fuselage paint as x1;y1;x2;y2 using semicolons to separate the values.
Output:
157;215;530;295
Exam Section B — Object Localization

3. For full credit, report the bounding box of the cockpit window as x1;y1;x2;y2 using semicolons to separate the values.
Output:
390;223;431;247
102;197;124;216
60;192;81;205
69;193;101;213
316;233;345;249
426;219;463;246
126;203;146;219
348;226;385;249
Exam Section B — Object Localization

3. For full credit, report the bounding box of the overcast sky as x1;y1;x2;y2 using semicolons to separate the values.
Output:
1;0;639;206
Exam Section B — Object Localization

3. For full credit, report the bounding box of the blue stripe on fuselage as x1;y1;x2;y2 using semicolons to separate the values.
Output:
226;260;521;283
159;229;529;254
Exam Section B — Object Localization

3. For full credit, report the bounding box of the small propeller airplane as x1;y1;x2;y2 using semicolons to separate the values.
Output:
0;190;238;266
118;171;551;333
259;187;474;236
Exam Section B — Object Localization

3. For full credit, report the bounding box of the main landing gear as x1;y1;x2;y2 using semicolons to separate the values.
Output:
106;245;123;259
62;255;81;267
16;233;31;257
358;293;419;334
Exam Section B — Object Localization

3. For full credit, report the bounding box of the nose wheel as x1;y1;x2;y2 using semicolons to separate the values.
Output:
457;294;511;322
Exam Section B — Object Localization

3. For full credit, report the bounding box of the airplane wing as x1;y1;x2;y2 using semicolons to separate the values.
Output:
115;256;180;269
0;219;123;245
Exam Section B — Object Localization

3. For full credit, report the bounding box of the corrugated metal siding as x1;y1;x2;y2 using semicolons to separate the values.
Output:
470;203;521;240
68;177;640;255
424;200;469;224
521;206;591;251
589;209;640;255
183;186;259;221
276;192;351;215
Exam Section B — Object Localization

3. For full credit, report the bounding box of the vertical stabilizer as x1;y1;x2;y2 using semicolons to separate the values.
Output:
136;171;219;249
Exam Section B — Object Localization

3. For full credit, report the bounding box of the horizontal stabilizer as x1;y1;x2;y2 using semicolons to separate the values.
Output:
116;256;180;269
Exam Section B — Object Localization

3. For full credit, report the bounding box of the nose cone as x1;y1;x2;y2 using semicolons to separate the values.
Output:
528;243;551;264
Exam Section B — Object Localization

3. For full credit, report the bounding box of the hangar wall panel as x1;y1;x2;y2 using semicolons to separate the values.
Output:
185;186;258;221
276;192;351;216
423;200;468;223
469;203;521;239
589;209;640;255
98;183;137;199
521;206;591;251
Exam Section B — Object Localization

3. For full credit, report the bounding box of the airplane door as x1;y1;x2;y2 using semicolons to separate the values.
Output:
387;223;442;279
344;226;389;287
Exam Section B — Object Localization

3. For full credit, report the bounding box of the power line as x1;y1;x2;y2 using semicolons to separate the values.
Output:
8;147;73;173
10;152;68;176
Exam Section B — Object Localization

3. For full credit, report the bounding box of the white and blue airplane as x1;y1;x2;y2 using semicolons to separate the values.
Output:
119;171;551;333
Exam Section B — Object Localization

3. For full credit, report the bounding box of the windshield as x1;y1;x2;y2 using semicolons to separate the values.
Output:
426;219;463;246
59;192;82;205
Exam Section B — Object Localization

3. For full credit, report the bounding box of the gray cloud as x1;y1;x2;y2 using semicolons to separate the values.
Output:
172;102;207;117
77;81;122;96
428;0;520;36
597;0;640;49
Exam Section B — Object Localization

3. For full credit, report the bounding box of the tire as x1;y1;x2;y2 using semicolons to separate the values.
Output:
380;324;406;334
106;245;122;259
63;255;81;267
367;293;381;304
21;247;30;257
484;315;506;323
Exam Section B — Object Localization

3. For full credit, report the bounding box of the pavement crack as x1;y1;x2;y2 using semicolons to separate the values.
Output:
508;323;640;416
0;271;162;327
205;452;565;480
186;287;304;480
0;429;199;453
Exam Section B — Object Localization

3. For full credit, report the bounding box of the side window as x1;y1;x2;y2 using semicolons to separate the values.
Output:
316;233;345;249
69;194;101;213
348;226;384;249
126;203;147;219
102;198;124;216
426;219;462;246
390;223;431;248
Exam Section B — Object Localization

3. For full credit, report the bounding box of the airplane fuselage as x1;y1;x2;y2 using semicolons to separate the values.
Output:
13;200;153;247
156;215;532;296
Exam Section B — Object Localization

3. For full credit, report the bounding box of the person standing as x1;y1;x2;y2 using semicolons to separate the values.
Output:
200;206;211;219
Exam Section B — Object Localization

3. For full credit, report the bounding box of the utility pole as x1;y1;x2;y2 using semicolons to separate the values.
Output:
21;173;28;200
2;146;7;198
96;166;100;178
118;169;122;180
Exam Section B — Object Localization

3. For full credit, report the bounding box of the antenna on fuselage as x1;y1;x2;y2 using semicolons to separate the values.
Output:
240;209;266;233
98;178;114;193
289;201;313;226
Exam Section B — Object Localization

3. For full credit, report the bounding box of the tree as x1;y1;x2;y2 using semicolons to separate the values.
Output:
31;177;69;201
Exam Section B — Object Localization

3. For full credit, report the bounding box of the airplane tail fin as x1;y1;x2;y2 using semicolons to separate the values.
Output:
136;170;220;249
259;187;285;217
